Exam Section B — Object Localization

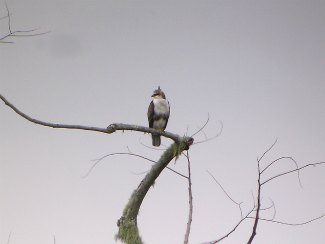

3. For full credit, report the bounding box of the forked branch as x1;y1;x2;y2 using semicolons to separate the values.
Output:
204;140;324;244
116;140;192;244
0;2;49;43
1;93;194;244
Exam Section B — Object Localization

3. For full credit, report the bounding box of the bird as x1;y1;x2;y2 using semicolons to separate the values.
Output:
147;86;170;147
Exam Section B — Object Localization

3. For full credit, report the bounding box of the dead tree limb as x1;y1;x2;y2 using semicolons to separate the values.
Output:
0;94;191;144
116;139;193;244
247;157;262;243
1;93;194;244
83;152;188;179
184;151;193;244
204;140;325;244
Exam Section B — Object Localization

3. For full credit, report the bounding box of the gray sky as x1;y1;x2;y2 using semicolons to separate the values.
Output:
1;0;325;243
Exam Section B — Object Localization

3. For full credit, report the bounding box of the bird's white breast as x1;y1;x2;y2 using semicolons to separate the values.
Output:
153;98;170;115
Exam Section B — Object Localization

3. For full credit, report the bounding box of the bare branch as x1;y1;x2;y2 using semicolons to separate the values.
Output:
193;121;223;145
207;170;240;206
247;214;325;226
261;161;325;186
255;199;276;221
83;152;188;179
138;137;166;151
257;139;278;162
261;156;295;174
247;160;262;244
203;208;255;244
0;94;193;145
116;141;190;244
184;151;193;244
261;156;302;187
0;14;8;21
191;113;210;137
204;171;260;244
205;140;324;243
0;3;49;43
5;1;12;34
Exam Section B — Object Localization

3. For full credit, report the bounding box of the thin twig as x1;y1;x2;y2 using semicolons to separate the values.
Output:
138;137;166;151
5;1;12;34
0;14;8;20
207;170;244;219
207;170;240;206
191;113;210;137
194;121;223;145
83;152;188;179
0;3;49;43
184;151;193;244
261;156;302;188
258;139;278;162
204;208;255;244
247;214;325;226
261;162;325;185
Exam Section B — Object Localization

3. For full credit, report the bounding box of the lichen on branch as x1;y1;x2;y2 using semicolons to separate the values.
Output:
116;139;193;244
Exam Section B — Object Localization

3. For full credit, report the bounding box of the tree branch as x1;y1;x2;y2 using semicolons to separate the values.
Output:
261;162;325;186
247;214;325;226
247;160;261;244
83;152;188;179
184;151;193;244
115;140;192;244
0;2;49;43
0;94;192;144
205;140;325;244
208;208;255;244
1;93;194;244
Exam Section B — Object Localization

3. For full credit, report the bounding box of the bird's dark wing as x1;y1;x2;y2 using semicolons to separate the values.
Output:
147;101;154;128
163;100;170;130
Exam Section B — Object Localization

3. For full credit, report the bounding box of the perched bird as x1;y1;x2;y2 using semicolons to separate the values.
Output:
147;86;170;146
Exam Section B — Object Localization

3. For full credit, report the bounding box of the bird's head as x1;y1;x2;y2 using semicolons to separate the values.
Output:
151;86;166;99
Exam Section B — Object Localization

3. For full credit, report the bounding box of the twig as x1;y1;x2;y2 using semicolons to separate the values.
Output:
247;214;325;226
138;137;166;151
261;156;302;188
247;160;262;244
0;3;49;43
209;208;255;244
194;121;223;145
207;170;241;206
205;140;325;243
5;2;12;34
0;14;8;21
257;139;278;162
261;162;325;185
204;171;257;244
184;151;193;244
191;113;210;137
83;152;188;179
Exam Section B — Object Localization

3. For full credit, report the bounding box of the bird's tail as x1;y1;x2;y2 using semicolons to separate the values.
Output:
152;134;161;147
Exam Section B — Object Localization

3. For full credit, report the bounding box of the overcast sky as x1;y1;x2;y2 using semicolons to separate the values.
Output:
1;1;325;243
